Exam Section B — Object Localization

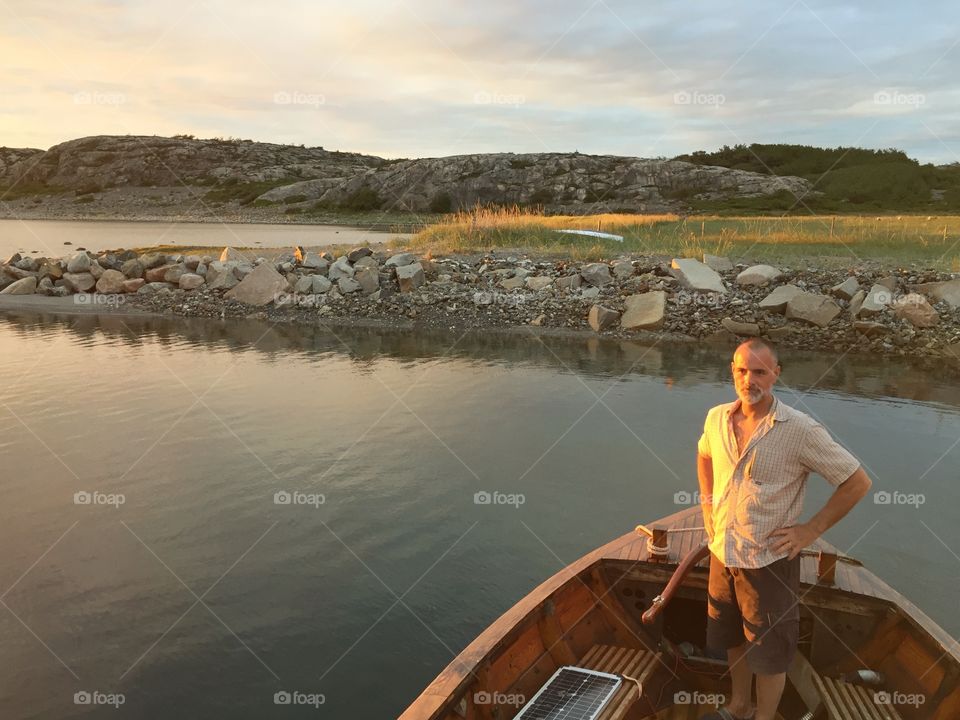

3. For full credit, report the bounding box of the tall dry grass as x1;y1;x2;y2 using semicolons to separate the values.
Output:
409;206;960;267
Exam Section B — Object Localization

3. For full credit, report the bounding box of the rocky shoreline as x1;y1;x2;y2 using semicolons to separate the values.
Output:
2;244;959;362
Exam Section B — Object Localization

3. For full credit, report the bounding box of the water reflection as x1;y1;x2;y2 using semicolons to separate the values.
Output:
2;309;958;408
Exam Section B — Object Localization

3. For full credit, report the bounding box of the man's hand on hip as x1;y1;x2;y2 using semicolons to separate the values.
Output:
770;523;819;559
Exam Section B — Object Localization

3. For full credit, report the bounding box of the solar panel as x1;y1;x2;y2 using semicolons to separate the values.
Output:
513;666;622;720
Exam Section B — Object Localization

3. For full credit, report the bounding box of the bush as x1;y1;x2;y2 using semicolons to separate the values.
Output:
528;188;554;206
429;191;453;213
341;186;380;211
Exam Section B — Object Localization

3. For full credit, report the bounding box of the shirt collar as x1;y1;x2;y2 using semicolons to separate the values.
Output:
725;395;789;423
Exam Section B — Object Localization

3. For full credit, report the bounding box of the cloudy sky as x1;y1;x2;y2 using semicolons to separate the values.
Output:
2;0;959;162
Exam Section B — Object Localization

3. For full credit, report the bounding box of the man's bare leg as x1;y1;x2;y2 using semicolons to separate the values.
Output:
755;672;786;720
724;643;754;717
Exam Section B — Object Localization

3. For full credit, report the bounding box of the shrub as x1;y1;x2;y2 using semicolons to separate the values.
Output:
341;186;380;211
429;191;453;213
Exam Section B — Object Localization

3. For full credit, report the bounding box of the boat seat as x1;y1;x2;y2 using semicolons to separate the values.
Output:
788;653;907;720
579;644;662;720
813;674;906;720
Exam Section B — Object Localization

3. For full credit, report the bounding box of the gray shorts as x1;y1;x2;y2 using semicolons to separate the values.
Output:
706;553;800;675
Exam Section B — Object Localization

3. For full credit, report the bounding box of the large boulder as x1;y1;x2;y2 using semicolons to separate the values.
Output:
831;277;860;300
220;247;245;262
179;273;205;290
355;267;380;294
758;284;802;313
580;263;612;287
621;291;666;330
138;253;167;270
301;252;328;271
121;278;145;293
736;264;782;286
556;274;582;291
163;264;188;284
63;272;96;292
206;261;240;290
0;276;37;295
95;269;126;294
347;247;373;263
891;293;938;327
385;252;416;268
66;252;92;273
913;278;960;309
38;261;64;280
703;254;733;272
588;305;620;332
311;275;332;294
525;276;553;291
328;256;355;281
144;264;178;283
785;292;841;327
338;277;362;293
120;258;144;278
857;284;893;318
721;318;761;336
396;262;425;292
670;258;726;293
224;263;290;306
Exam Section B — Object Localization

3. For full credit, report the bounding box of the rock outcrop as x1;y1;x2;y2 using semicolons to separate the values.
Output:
0;135;813;216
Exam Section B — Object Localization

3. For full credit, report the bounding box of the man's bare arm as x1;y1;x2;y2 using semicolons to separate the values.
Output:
697;453;714;541
771;467;872;559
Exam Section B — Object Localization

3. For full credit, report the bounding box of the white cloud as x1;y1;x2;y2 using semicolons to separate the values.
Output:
0;0;958;163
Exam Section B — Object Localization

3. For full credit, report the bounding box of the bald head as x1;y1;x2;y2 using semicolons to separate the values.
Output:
731;339;781;407
734;338;780;369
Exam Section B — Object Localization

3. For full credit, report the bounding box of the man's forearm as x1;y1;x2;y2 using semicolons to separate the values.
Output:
807;467;872;537
697;453;714;538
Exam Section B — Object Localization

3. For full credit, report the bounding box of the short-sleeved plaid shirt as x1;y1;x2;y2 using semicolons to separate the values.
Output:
698;396;861;569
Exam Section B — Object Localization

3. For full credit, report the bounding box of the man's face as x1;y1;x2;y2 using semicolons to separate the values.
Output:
730;345;780;406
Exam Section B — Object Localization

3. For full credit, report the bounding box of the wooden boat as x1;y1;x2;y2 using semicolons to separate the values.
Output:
400;507;959;720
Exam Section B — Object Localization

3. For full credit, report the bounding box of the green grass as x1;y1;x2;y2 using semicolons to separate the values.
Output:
410;206;960;268
0;181;66;202
202;177;303;206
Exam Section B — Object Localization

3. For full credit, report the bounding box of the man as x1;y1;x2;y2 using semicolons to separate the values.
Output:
697;339;872;720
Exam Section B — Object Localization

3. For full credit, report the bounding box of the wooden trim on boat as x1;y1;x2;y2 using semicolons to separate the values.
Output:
399;507;959;720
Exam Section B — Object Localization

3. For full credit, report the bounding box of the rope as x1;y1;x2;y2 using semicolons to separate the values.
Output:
635;524;706;556
620;673;643;702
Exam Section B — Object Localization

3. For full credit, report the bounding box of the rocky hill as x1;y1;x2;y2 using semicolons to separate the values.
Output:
0;135;811;218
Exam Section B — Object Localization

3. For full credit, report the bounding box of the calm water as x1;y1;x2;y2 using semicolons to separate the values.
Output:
0;219;411;259
0;311;958;719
